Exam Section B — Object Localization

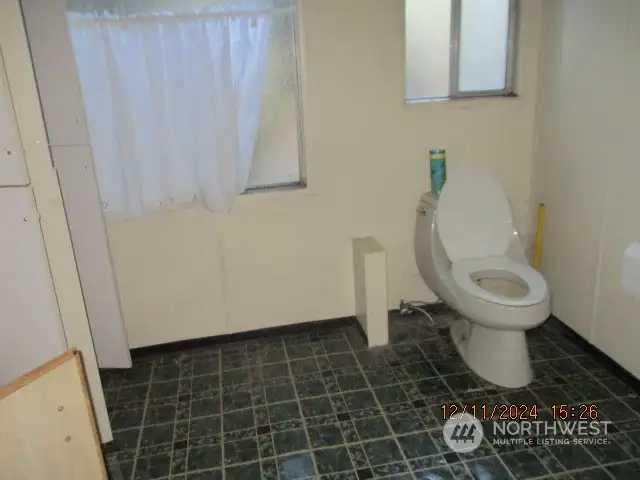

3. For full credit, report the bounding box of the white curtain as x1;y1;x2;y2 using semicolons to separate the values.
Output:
68;11;271;219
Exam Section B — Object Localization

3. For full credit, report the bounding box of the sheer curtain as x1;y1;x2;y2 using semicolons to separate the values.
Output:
68;10;271;219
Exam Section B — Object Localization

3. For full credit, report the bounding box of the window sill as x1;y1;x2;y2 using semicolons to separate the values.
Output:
405;92;519;106
238;181;315;202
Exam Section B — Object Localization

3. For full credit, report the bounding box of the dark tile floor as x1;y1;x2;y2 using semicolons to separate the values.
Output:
102;311;640;480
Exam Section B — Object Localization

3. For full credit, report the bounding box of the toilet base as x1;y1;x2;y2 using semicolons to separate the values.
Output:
451;319;533;389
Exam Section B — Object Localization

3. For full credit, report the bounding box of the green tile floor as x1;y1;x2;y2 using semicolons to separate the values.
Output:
101;310;640;479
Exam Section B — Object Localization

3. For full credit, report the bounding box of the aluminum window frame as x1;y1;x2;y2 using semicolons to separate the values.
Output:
410;0;520;103
245;0;307;192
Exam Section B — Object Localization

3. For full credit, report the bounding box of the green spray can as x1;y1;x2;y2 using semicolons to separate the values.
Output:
429;149;447;196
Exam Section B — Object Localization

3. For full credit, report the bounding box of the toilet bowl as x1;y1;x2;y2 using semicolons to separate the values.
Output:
414;167;551;388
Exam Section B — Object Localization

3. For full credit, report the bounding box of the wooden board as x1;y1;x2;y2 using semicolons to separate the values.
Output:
0;186;68;387
53;145;132;369
0;349;107;479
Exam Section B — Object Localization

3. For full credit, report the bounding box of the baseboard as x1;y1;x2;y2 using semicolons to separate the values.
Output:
129;316;363;359
129;304;453;359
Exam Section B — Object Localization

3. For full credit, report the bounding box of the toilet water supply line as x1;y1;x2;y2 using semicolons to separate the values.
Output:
398;299;443;326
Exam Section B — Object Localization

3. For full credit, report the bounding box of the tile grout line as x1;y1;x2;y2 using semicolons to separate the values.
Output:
247;343;269;479
255;339;283;476
167;356;185;477
173;439;490;472
110;376;124;423
314;334;373;477
349;332;416;475
283;335;320;479
558;458;638;478
180;352;195;477
413;341;479;479
129;361;155;480
219;349;226;480
104;376;124;476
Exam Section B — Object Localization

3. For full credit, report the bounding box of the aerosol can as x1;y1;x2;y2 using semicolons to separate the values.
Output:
429;149;447;196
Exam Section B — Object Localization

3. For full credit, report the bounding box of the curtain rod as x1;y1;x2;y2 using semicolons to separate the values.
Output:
68;7;294;24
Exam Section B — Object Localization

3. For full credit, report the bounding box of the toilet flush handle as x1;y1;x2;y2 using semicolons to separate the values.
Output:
417;207;428;215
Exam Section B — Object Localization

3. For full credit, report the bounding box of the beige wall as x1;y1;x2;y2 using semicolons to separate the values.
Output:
533;0;640;376
108;0;545;348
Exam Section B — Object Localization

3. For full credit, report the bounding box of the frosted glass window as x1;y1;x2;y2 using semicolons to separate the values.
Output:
405;0;517;101
405;0;451;100
67;0;303;190
247;8;302;188
459;0;510;92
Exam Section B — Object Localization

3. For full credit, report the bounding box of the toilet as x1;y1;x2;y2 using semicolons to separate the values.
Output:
414;166;551;388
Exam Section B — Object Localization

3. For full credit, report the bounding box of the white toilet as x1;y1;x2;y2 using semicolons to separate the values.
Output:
414;166;551;388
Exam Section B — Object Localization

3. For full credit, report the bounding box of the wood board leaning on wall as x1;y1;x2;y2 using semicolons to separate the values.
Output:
0;349;107;479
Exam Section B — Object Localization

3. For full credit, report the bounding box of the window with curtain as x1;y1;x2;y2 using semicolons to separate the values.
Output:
66;0;303;219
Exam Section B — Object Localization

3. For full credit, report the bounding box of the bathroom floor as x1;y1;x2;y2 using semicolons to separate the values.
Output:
101;311;640;480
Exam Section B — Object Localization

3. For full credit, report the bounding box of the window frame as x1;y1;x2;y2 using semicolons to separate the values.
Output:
245;0;307;193
406;0;520;104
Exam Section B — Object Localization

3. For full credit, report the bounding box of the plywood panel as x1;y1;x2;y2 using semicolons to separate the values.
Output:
0;350;107;480
0;45;29;186
0;187;67;387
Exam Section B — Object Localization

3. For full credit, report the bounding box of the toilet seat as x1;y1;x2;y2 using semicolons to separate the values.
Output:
436;167;514;263
435;167;548;308
451;256;548;307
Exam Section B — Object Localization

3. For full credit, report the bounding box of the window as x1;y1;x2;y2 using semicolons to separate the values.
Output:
244;1;304;189
66;0;304;218
405;0;518;102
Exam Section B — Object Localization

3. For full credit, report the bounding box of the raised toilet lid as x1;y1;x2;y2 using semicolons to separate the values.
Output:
436;167;513;262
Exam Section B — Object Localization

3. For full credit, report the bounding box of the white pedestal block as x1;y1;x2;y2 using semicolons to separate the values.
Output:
352;237;388;348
